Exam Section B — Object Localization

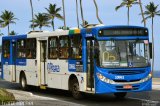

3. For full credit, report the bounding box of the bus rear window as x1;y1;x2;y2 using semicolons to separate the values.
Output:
3;41;10;58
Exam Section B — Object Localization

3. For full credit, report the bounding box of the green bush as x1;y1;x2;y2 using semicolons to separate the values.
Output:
0;88;15;105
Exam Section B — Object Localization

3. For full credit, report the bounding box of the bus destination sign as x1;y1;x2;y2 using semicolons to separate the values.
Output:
99;28;148;36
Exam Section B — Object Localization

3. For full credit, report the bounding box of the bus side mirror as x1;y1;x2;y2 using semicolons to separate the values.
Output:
149;43;152;59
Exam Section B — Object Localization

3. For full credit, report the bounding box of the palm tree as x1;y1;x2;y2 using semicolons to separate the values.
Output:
76;0;80;28
62;0;66;29
93;0;103;24
143;2;160;72
0;10;17;35
81;20;88;27
80;0;85;27
115;0;139;25
10;30;17;35
29;0;34;30
30;13;50;30
0;30;3;36
45;4;63;31
138;0;146;27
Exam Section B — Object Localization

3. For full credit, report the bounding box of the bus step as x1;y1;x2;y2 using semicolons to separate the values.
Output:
40;85;47;90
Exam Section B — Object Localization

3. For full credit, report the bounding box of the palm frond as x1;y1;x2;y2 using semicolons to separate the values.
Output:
144;2;160;18
30;13;50;30
115;3;126;11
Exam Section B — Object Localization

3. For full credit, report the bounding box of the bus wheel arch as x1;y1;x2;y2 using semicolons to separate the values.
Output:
19;71;28;90
68;74;83;99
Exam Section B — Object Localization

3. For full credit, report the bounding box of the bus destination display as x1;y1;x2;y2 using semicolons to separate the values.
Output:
99;28;148;36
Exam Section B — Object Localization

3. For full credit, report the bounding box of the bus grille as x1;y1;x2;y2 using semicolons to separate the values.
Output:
108;70;145;75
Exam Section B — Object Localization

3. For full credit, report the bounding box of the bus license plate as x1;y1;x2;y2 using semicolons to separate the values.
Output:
123;85;132;89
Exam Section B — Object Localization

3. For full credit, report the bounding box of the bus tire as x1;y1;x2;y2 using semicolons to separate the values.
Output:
114;92;127;99
71;79;83;99
20;74;28;90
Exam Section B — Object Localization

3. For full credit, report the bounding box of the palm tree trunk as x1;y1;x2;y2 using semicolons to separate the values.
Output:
40;26;42;31
127;7;130;25
93;0;103;24
8;24;10;35
80;0;85;27
76;0;80;28
30;0;34;30
138;0;146;27
52;19;54;31
62;0;66;29
151;17;154;72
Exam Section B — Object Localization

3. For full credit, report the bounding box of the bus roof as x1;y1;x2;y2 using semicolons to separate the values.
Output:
2;25;148;40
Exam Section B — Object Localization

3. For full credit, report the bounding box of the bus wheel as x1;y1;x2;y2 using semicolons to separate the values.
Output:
20;75;27;90
114;92;127;99
71;79;83;99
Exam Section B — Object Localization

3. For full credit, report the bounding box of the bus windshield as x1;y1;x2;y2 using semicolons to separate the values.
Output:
97;40;149;68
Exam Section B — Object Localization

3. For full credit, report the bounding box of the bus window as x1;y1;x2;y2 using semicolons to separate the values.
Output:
48;37;58;59
70;35;82;59
17;39;26;58
59;36;69;59
26;39;36;59
3;41;10;58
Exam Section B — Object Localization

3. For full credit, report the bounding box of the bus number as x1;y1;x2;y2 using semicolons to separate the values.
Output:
115;76;124;80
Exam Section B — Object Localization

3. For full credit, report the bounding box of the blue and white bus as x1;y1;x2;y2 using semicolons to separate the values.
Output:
1;25;152;99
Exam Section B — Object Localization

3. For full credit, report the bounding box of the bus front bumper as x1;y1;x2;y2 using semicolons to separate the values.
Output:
95;78;152;94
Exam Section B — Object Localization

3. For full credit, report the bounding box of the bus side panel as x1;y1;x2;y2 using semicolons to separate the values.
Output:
47;60;67;89
16;59;39;86
3;65;12;82
47;60;86;91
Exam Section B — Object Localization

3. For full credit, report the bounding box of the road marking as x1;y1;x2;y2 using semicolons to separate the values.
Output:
128;97;159;103
152;85;160;90
31;93;85;106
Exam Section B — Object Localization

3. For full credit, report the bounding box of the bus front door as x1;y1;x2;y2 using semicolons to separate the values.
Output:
87;39;94;91
40;41;47;85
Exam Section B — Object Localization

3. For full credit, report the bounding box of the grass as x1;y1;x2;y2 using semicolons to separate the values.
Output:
0;88;15;105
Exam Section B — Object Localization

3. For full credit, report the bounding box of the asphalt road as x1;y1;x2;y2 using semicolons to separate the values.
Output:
0;79;160;106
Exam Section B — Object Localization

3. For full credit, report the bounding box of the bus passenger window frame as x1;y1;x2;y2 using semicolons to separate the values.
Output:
69;34;82;60
2;40;10;59
16;38;36;59
16;39;26;59
48;36;58;59
26;38;36;59
59;36;70;59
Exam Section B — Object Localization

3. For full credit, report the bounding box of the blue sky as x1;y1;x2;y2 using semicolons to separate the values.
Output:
0;0;160;70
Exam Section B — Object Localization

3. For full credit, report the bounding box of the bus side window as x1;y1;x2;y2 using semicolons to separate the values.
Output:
48;37;58;59
26;38;36;59
3;40;10;58
17;39;26;58
70;34;82;59
59;36;69;59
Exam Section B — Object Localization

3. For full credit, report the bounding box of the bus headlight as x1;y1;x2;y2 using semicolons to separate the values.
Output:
97;73;114;84
140;73;152;83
